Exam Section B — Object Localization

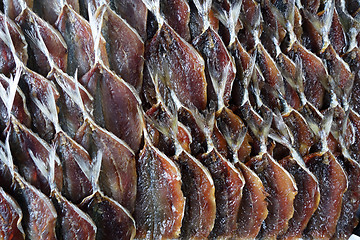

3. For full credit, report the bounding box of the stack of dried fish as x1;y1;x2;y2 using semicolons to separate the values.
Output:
0;0;360;239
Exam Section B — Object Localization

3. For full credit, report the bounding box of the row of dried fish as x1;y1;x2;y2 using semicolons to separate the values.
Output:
0;0;360;239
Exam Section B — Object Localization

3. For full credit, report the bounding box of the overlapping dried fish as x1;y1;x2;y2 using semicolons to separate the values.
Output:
0;135;57;240
143;0;207;110
0;186;24;239
55;3;108;77
16;8;67;76
80;151;135;240
1;0;360;239
144;80;216;239
134;112;185;239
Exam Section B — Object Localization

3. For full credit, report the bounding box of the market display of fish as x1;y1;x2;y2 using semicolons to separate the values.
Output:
2;0;360;239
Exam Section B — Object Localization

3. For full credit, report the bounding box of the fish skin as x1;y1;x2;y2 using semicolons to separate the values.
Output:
235;161;268;239
80;191;136;240
349;109;360;163
343;48;360;114
55;4;108;78
188;1;219;40
8;117;63;196
256;43;285;111
145;103;192;156
33;0;80;25
0;14;28;77
282;110;314;157
228;39;252;107
134;141;185;239
109;0;147;40
160;0;191;42
193;27;236;107
198;148;244;239
11;172;57;240
19;67;59;142
275;53;302;110
0;75;31;135
47;68;93;138
215;107;252;162
303;151;348;239
54;131;93;204
78;0;109;19
99;5;144;91
329;8;347;56
174;151;216;239
79;63;142;153
143;22;207;111
287;41;327;110
75;119;137;212
178;106;207;156
3;0;33;20
277;157;320;239
16;8;68;76
51;189;96;240
320;45;353;103
0;187;25;240
331;155;360;240
247;153;297;239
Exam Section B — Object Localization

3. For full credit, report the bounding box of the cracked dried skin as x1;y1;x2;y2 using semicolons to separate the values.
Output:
134;142;184;239
11;172;57;240
198;149;244;239
16;8;68;76
282;110;314;157
47;68;93;138
19;68;59;142
278;157;320;239
55;5;108;78
303;151;348;239
287;41;327;110
54;131;93;204
75;119;136;213
332;155;360;240
144;22;207;110
174;151;216;239
235;161;268;239
99;6;144;91
80;63;142;153
80;191;135;240
110;0;147;40
160;0;191;42
51;189;96;240
247;153;297;239
0;76;31;134
193;28;236;107
0;15;27;77
0;187;24;240
8;118;63;196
